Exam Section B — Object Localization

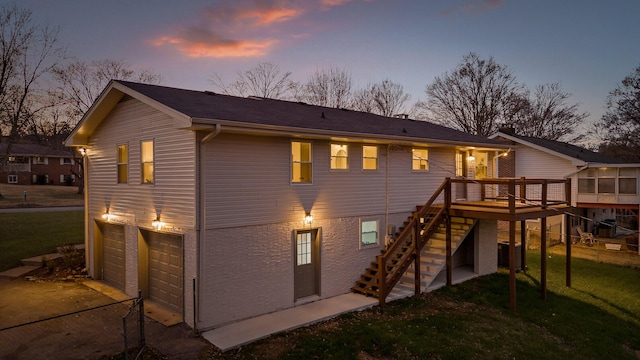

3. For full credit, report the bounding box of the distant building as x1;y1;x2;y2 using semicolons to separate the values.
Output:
0;143;80;185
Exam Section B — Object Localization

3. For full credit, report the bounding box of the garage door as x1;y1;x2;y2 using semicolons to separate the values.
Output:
147;232;183;314
101;223;125;290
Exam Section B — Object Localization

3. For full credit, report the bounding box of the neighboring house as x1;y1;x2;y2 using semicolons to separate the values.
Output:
65;80;567;332
491;129;640;245
0;143;80;185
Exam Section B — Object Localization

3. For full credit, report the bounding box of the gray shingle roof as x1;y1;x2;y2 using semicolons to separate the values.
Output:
118;80;503;147
0;143;73;157
506;133;626;164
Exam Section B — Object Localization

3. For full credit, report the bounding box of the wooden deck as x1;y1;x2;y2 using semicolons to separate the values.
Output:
448;201;571;221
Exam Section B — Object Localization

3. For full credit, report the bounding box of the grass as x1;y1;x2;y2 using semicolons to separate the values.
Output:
0;211;84;271
0;183;84;208
206;251;640;360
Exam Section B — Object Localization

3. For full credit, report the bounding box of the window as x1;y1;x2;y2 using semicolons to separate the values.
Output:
330;144;348;170
412;149;429;171
455;152;463;177
597;168;616;194
361;220;378;246
296;231;312;265
8;175;17;184
362;145;378;170
61;158;73;165
291;141;312;183
117;144;128;184
619;168;637;194
33;156;47;164
141;141;154;184
578;169;596;194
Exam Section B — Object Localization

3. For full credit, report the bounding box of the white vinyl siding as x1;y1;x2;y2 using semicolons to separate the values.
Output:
204;134;455;228
86;99;197;229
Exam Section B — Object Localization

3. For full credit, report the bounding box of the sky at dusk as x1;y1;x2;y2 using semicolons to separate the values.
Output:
18;0;640;140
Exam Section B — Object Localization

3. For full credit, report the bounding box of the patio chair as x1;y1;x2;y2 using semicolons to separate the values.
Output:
576;227;595;246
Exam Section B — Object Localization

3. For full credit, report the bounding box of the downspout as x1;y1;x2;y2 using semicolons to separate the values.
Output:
195;123;221;332
81;148;89;275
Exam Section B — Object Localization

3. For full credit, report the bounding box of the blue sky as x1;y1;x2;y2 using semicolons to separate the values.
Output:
21;0;640;141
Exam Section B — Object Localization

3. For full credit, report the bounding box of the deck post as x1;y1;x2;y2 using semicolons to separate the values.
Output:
565;179;572;288
565;212;572;288
445;179;452;287
540;216;547;300
414;219;421;296
520;220;527;272
378;255;386;307
519;177;526;203
509;219;517;312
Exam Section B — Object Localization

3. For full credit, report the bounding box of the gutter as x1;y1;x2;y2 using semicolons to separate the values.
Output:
194;123;221;332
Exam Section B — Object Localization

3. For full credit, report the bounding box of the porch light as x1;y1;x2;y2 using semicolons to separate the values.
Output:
304;212;314;225
152;217;164;231
467;150;475;162
79;147;87;156
102;212;115;222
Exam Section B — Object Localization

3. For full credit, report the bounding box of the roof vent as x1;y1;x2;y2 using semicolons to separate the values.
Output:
203;90;217;96
394;114;409;119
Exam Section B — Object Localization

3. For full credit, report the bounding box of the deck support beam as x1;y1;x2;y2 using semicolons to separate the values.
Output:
540;216;547;300
446;215;452;287
520;220;527;272
509;220;516;312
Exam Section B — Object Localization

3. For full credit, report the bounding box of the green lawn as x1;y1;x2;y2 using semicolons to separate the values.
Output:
0;211;83;271
209;251;640;359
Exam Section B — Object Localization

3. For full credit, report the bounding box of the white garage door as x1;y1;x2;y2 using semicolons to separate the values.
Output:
101;223;125;291
147;232;183;314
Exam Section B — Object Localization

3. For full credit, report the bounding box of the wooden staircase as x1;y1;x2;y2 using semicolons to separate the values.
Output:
401;217;476;292
351;181;453;304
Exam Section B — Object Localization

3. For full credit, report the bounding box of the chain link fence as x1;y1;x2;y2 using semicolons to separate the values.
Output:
0;294;144;360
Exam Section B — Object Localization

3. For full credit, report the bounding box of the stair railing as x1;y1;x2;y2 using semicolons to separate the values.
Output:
377;178;451;305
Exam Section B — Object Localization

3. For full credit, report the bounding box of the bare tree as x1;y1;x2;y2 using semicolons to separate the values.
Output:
210;62;295;99
299;66;353;108
0;4;66;197
53;58;163;125
418;52;523;137
511;83;588;140
351;79;410;117
596;63;640;162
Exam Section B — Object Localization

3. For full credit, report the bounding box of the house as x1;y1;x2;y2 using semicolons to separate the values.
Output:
491;129;640;250
0;143;80;185
65;80;570;333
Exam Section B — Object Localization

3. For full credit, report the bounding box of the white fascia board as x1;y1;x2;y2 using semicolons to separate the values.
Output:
192;118;507;150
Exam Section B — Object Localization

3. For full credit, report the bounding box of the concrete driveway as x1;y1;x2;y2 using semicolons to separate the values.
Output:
0;277;211;360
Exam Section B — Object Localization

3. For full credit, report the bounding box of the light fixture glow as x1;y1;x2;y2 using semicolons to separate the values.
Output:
304;212;313;225
467;150;475;161
102;212;114;222
152;217;164;230
79;147;87;156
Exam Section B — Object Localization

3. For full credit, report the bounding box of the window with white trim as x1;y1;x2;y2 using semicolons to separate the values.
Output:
412;149;429;171
141;140;154;184
330;144;348;170
362;145;378;170
597;168;616;194
8;175;18;183
117;144;128;184
33;156;48;164
619;168;637;194
61;157;73;165
578;169;596;194
291;141;312;183
361;220;379;247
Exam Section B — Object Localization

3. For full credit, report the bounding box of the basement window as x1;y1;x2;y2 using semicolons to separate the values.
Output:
361;219;379;247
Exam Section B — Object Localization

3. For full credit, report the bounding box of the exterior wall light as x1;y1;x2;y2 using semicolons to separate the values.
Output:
79;147;87;156
467;150;475;162
304;212;314;225
102;212;114;222
152;217;164;231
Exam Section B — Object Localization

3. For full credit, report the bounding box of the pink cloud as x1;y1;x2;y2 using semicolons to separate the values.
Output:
153;0;372;58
